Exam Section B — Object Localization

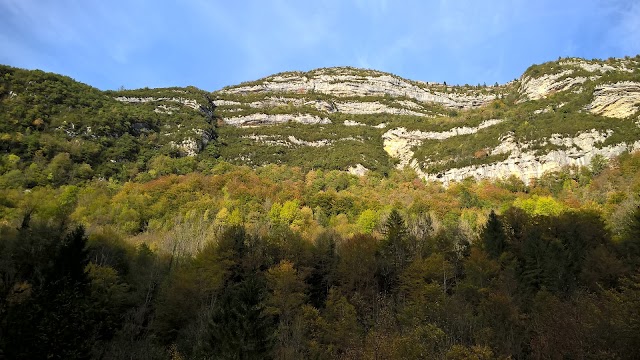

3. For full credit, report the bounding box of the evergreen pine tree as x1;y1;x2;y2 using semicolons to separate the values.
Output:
2;225;94;360
377;209;411;292
622;205;640;266
481;210;507;259
207;275;274;359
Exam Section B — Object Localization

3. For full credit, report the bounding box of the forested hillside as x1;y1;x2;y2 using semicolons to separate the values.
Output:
2;60;640;359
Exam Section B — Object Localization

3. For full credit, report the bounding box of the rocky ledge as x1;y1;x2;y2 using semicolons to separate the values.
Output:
586;82;640;119
220;67;502;109
225;113;332;126
519;58;638;101
417;129;639;185
382;119;504;167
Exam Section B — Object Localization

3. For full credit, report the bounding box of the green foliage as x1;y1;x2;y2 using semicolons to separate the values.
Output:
357;209;379;234
0;223;96;359
3;58;640;359
620;205;640;266
0;64;214;184
265;261;308;359
513;195;566;216
480;210;506;258
377;209;413;292
206;275;274;359
590;153;609;176
1;178;640;358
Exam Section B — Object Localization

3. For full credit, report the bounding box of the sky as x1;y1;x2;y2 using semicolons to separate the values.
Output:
1;0;639;91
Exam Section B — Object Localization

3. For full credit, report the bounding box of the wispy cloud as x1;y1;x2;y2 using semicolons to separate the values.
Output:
609;1;640;55
0;0;636;90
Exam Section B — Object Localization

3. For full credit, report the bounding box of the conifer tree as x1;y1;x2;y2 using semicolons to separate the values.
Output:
207;275;274;359
481;210;507;259
621;205;640;266
377;209;411;292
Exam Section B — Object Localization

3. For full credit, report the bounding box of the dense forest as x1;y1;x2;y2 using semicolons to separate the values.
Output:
2;64;640;359
2;154;640;359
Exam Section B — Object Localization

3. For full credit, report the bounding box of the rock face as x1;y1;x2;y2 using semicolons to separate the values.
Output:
519;70;588;101
560;59;633;73
519;58;637;101
208;58;640;184
114;95;214;157
344;120;387;128
114;96;202;111
382;119;504;167
243;134;360;148
171;138;200;157
348;163;369;176
384;118;640;186
587;82;640;119
425;138;640;186
225;113;331;126
230;97;338;113
335;101;427;116
221;67;501;110
413;129;638;185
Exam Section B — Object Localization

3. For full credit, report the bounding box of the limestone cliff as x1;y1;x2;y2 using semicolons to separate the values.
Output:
109;57;640;184
219;67;505;111
586;82;640;119
423;131;640;185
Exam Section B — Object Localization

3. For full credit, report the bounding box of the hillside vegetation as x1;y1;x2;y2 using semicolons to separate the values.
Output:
2;58;640;359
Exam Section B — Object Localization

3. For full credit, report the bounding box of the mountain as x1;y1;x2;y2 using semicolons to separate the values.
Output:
210;58;640;184
1;56;640;186
4;58;640;360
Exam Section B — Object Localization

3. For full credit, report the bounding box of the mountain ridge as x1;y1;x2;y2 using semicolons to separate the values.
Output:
210;56;640;184
1;56;640;187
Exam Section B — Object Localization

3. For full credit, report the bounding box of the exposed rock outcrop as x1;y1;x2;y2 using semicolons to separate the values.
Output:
244;134;361;147
586;82;640;119
225;113;331;126
154;104;179;114
169;128;215;156
207;59;640;184
518;58;638;101
344;120;387;128
287;136;332;147
335;101;427;116
382;119;504;167
382;122;639;185
425;140;640;186
212;99;242;106
171;138;200;157
560;59;634;73
519;70;588;100
418;130;639;185
114;96;201;110
239;97;337;113
348;163;369;176
221;68;500;109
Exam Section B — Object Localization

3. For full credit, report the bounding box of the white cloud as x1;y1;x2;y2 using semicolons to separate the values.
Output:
1;0;635;90
2;0;80;45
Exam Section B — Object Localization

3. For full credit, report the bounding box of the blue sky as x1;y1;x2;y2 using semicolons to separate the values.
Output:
1;0;639;91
